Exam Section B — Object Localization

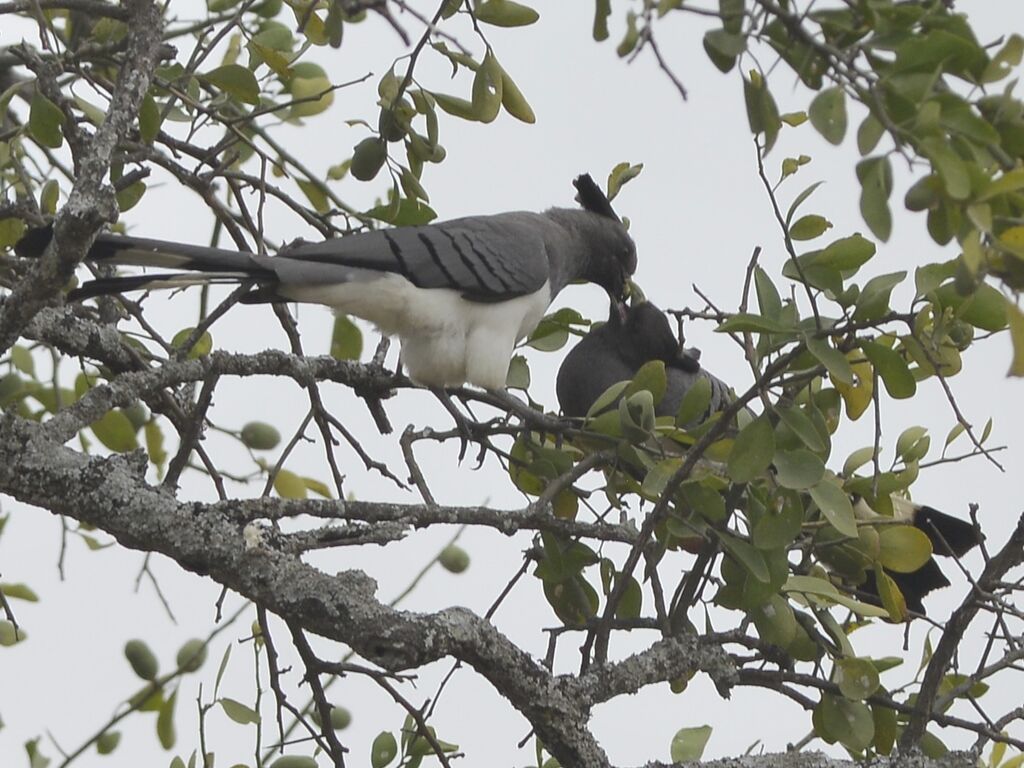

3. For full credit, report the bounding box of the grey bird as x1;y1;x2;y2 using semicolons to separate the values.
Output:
556;300;735;423
16;175;636;390
556;301;982;615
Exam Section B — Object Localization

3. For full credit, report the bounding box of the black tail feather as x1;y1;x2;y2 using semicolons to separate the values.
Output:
69;273;254;301
858;559;951;616
915;506;982;557
14;224;54;259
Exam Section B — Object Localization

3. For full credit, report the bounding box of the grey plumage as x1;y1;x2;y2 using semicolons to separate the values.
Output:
558;301;983;617
556;301;735;424
16;175;637;390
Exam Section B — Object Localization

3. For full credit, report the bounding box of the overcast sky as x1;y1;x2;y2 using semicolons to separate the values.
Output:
2;2;1022;766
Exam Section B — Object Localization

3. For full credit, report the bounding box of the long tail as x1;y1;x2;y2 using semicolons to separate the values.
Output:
16;227;275;300
913;505;982;557
68;272;256;301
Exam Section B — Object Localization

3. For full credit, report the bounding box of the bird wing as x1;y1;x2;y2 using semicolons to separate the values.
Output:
276;212;554;302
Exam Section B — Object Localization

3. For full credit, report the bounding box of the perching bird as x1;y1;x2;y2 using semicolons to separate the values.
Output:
556;301;981;615
556;300;736;424
15;175;636;390
854;496;982;614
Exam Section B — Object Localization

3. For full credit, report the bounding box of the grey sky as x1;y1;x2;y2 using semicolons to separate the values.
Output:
1;2;1021;765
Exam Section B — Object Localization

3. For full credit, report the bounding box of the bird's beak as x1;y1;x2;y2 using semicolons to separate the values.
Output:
625;278;645;304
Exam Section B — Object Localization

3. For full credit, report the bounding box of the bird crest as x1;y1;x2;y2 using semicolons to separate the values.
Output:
573;174;619;221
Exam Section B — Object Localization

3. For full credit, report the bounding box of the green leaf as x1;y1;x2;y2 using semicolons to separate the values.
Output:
432;91;475;120
592;0;611;40
171;328;213;359
853;271;905;322
743;74;781;152
471;51;503;123
11;346;35;377
751;593;798;647
857;156;893;242
670;725;712;762
676;375;712;427
499;66;535;123
982;33;1024;82
805;336;853;385
719;532;770;583
857;114;884;156
703;29;744;73
124;639;159;680
834;657;880;701
617;10;640;57
0;583;38;601
350;136;388;181
1008;301;1024;377
295;179;329;213
330;315;363;360
290;75;334;117
776;405;826;453
92;410;139;453
641;458;682;499
139;94;162;143
773;448;825;490
809;87;846;145
202;64;260;105
754;266;782;319
607;162;643;201
752;501;803;549
0;619;26;646
624;360;667;406
815;694;874;752
586;380;630;418
371;731;398;768
116;181;147;212
474;0;539;27
274;469;307;499
29;90;65;148
861;341;916;399
921;137;970;200
505;355;530;390
789;215;832;241
878;526;932;573
39;179;59;215
240;422;280;451
269;757;318;768
220;697;260;725
727;416;775;483
716;312;793;334
785;181;825;225
96;731;121;755
157;689;177;749
366;198;437;226
809;478;857;538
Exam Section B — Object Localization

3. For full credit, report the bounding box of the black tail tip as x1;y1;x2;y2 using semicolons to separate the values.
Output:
915;506;983;558
14;223;54;259
573;174;619;221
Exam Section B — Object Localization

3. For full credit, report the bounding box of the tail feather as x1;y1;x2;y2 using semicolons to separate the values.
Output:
70;272;252;301
88;234;263;273
914;506;982;557
16;226;266;275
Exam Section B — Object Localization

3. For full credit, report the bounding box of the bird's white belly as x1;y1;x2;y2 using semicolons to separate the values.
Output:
286;274;551;389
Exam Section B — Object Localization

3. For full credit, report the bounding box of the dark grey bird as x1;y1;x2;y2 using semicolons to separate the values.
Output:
16;175;636;390
556;300;735;424
556;301;982;615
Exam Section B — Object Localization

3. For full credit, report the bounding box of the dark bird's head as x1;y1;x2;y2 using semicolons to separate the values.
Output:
556;300;701;418
571;174;637;309
604;301;700;374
